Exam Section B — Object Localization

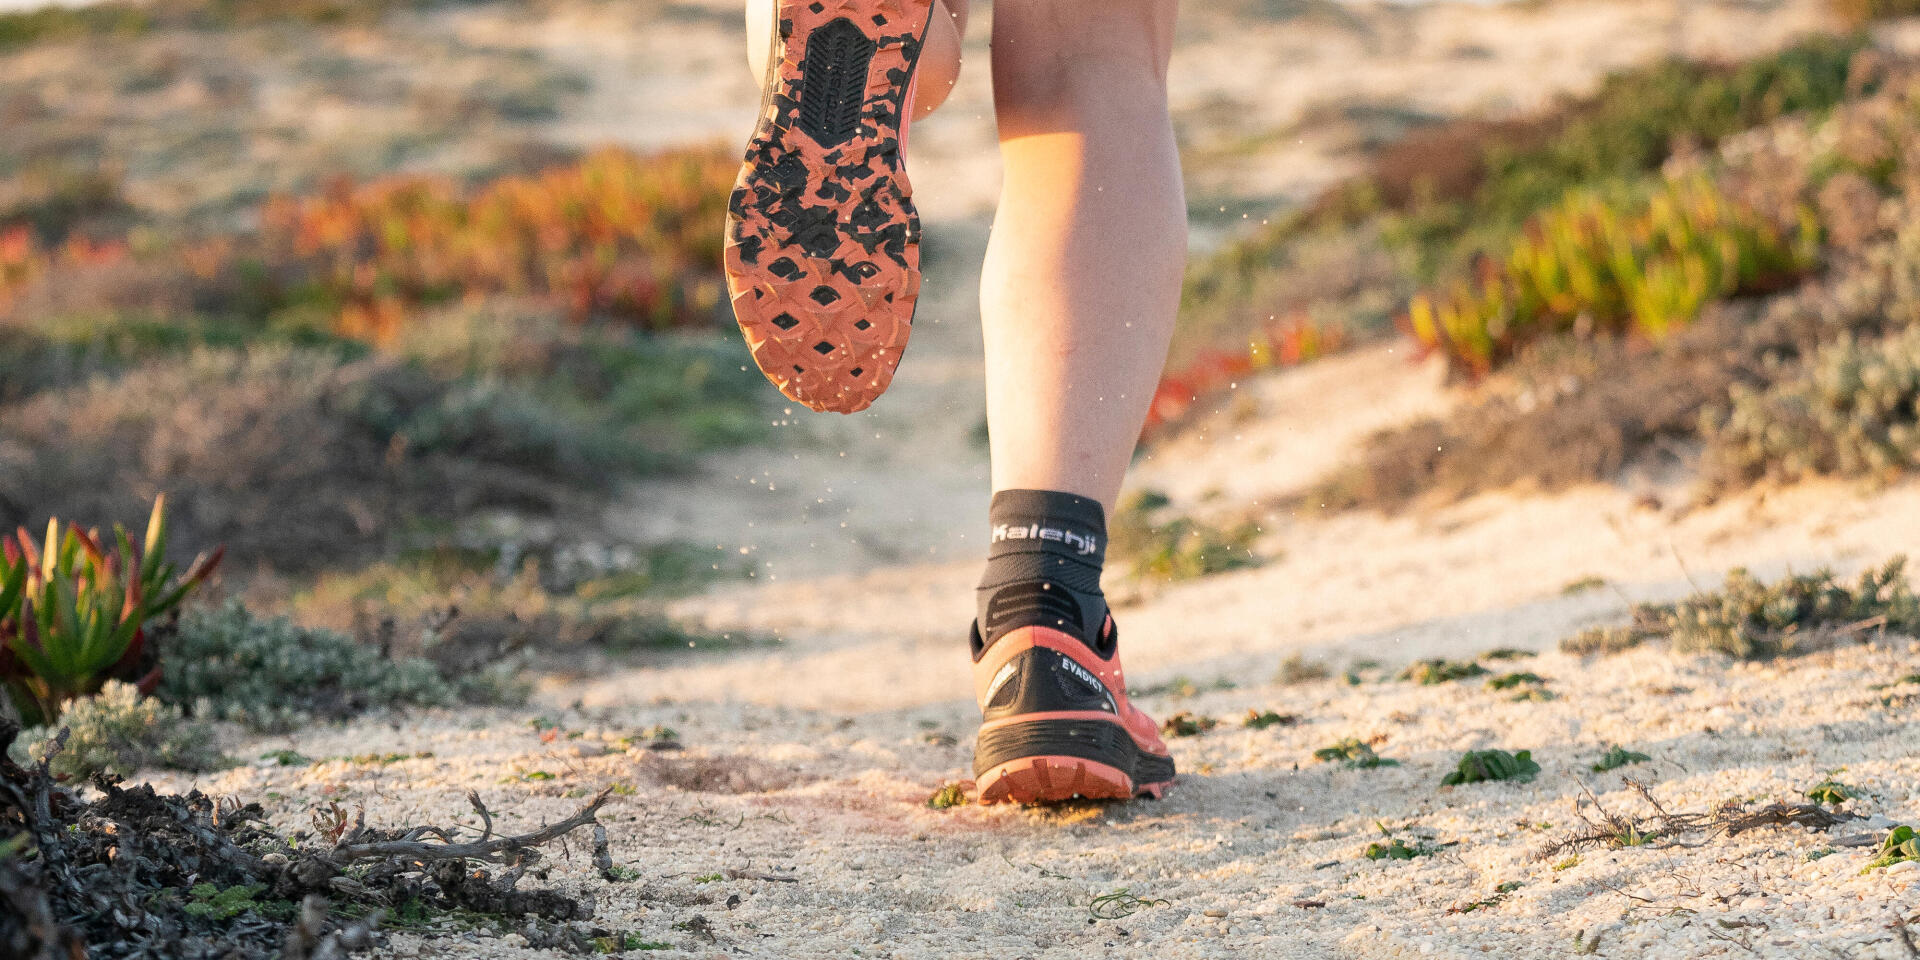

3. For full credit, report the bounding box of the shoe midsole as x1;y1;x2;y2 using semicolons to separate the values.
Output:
974;717;1175;785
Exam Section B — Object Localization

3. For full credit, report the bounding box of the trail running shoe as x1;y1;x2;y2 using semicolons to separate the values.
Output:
970;616;1176;804
724;0;934;413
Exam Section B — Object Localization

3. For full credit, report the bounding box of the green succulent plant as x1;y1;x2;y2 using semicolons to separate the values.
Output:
1400;659;1489;685
1590;745;1651;773
1805;779;1856;806
1407;177;1817;376
1313;737;1399;769
1441;749;1541;786
1862;825;1918;873
0;496;221;726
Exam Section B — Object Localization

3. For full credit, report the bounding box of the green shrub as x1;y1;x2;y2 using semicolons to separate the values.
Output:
1441;749;1540;786
1487;671;1555;701
1364;835;1437;861
348;373;635;479
1591;745;1651;772
182;883;283;921
1159;711;1218;738
1563;557;1920;659
1485;671;1546;690
0;497;220;726
1109;492;1263;582
1407;177;1818;376
1242;709;1297;730
1399;659;1488;685
1313;738;1398;769
1806;779;1857;805
1168;36;1865;399
0;3;150;49
0;330;763;574
157;601;457;732
925;783;969;809
1469;36;1864;228
1704;325;1920;486
16;681;225;779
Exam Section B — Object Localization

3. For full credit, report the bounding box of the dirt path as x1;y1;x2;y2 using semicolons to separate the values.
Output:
161;222;1920;956
172;321;1920;955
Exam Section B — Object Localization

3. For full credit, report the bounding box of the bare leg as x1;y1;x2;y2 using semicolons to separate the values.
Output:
745;0;968;120
980;0;1186;511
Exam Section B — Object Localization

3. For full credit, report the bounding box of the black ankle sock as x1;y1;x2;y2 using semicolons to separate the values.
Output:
974;489;1110;652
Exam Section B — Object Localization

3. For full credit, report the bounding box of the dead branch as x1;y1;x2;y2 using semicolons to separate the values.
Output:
1542;778;1857;859
328;787;612;866
470;789;495;842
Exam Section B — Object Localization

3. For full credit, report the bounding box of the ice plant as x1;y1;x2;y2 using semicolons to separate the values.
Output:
0;496;223;726
1405;176;1818;376
257;146;735;344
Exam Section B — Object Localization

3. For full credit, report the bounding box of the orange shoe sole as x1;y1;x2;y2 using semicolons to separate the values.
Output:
724;0;934;413
975;756;1173;805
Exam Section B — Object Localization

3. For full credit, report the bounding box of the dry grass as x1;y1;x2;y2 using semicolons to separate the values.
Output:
1540;779;1854;858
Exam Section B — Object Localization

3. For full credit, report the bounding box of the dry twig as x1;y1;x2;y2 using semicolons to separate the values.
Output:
1541;779;1856;859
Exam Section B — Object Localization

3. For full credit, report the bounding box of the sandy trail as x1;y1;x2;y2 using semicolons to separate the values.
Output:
164;219;1920;956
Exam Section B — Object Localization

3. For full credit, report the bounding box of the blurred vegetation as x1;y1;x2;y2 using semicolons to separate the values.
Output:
1398;658;1488;685
1590;745;1650;773
1407;177;1817;376
1313;737;1397;769
1160;35;1871;432
1563;556;1920;659
1298;43;1920;509
1108;489;1265;582
0;145;764;574
157;601;470;732
1;147;734;340
1440;748;1539;786
0;0;488;49
1830;0;1920;28
1703;324;1920;487
254;148;732;340
15;681;226;780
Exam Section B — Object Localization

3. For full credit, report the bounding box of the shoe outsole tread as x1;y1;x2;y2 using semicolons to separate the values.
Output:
725;0;934;413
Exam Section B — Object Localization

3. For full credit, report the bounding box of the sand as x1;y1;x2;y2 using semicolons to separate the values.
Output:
151;241;1920;958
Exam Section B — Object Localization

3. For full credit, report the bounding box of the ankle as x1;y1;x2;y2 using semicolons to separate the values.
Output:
974;489;1110;648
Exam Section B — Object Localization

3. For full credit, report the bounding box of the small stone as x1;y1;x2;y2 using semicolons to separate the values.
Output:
502;933;529;948
1887;860;1919;875
262;853;289;865
1203;909;1228;918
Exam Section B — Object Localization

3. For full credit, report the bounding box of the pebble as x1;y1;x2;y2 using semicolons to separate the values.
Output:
1887;860;1919;875
1204;909;1228;918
